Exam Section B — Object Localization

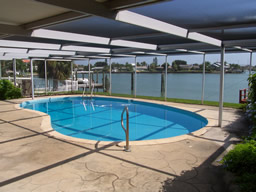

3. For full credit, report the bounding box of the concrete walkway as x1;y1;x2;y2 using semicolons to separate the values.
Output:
0;96;247;192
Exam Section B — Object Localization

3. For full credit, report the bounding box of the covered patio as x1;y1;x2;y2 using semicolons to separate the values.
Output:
0;0;256;126
0;0;254;191
0;95;247;191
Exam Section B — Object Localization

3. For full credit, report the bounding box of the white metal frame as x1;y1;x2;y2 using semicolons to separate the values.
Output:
165;55;168;101
32;29;110;45
30;59;34;100
218;45;225;127
201;54;206;104
13;58;16;86
109;58;112;95
2;6;251;128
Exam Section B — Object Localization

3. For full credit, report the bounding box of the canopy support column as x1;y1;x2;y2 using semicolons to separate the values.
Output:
249;52;253;76
109;58;112;95
165;55;168;101
201;53;206;104
44;59;47;94
71;61;73;81
218;44;225;127
30;59;34;100
134;56;137;98
13;58;16;86
88;59;91;92
71;61;73;92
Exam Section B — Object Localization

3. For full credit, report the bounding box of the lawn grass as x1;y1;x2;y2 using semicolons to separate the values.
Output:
36;91;244;109
109;93;244;109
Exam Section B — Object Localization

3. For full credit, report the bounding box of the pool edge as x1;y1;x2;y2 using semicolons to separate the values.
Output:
16;95;214;146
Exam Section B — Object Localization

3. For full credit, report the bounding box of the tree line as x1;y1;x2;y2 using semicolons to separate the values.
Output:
0;57;250;81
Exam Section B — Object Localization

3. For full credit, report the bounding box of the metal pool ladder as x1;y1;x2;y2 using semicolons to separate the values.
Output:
83;83;94;98
121;106;130;152
82;83;87;98
90;83;94;97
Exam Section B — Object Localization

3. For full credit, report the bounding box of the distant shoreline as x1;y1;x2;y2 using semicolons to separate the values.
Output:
106;71;245;74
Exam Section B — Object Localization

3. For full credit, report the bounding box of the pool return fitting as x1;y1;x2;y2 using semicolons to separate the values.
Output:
121;106;130;152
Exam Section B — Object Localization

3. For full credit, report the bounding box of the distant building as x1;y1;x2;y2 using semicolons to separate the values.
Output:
179;64;193;70
117;66;128;72
131;63;136;71
77;67;84;71
156;66;164;71
210;62;230;71
112;68;118;72
192;64;200;70
92;67;104;71
230;69;243;73
136;66;148;72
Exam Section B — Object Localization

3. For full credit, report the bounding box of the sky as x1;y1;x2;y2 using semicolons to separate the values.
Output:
75;52;254;66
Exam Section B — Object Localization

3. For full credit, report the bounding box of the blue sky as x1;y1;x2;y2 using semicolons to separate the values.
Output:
75;52;254;66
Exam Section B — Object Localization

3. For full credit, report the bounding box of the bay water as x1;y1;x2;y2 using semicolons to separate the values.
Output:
110;72;249;103
37;71;249;104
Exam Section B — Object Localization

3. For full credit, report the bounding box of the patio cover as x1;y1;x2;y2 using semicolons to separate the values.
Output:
0;0;255;127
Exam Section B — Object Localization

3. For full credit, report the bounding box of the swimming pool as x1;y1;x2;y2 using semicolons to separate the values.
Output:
20;97;208;141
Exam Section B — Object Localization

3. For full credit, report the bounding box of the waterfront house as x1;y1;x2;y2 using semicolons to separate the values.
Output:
136;65;148;72
179;64;193;70
92;66;104;71
156;66;164;71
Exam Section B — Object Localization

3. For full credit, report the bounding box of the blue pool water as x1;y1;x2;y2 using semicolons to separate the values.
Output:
21;97;208;141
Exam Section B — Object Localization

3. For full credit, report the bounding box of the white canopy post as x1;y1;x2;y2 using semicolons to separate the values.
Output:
249;52;253;76
70;60;73;92
165;55;168;101
71;60;73;80
88;59;91;92
44;59;47;94
201;53;206;104
218;44;225;127
13;58;16;86
109;57;112;95
134;56;137;97
30;59;34;100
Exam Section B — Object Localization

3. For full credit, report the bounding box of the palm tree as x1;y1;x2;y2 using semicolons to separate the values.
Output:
37;60;71;91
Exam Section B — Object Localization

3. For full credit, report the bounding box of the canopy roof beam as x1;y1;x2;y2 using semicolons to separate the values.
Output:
35;0;117;18
115;10;221;47
34;1;222;47
224;39;256;47
23;11;88;30
35;0;167;15
190;22;256;33
0;24;31;36
105;0;168;10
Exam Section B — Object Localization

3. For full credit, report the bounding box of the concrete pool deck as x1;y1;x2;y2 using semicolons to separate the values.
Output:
0;95;248;192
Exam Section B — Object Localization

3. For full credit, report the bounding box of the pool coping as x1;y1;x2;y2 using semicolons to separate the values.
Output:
15;95;215;146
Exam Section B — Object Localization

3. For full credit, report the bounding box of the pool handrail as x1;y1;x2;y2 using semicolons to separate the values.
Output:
121;106;130;152
82;83;94;98
90;83;94;97
82;83;87;97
